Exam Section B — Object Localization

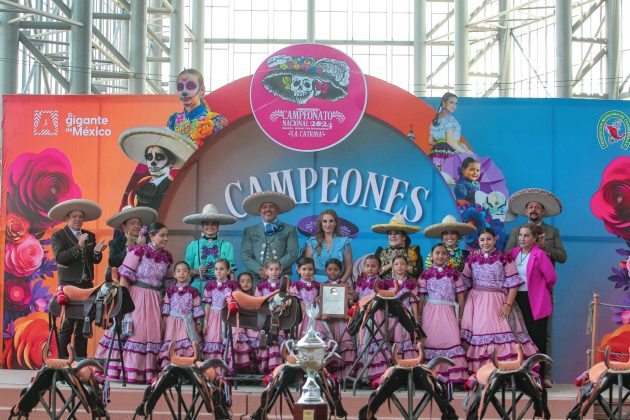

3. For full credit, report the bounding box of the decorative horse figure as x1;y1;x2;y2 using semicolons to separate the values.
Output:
223;275;301;348
567;346;630;419
464;344;552;420
250;342;347;420
358;343;458;420
9;343;110;419
133;342;232;419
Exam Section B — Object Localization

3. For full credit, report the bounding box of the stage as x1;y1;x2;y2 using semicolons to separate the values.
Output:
0;369;584;419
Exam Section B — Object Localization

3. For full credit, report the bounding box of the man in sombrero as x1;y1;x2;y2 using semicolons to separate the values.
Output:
240;192;298;283
106;205;157;268
183;203;237;296
49;198;106;358
118;127;198;211
504;188;567;265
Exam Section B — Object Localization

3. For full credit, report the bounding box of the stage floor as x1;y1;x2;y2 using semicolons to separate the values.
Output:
0;369;586;419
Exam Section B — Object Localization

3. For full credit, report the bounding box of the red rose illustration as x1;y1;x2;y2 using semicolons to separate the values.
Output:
4;235;44;277
591;156;630;241
4;312;57;369
6;213;30;243
4;278;32;312
6;148;81;233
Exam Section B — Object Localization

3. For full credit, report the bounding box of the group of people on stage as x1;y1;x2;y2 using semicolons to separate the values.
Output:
48;185;566;388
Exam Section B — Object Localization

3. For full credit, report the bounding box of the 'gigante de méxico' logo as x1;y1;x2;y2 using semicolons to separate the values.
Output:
597;110;630;150
250;44;367;152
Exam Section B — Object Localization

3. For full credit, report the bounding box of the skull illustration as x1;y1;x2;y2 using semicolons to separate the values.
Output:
290;75;316;104
475;190;507;221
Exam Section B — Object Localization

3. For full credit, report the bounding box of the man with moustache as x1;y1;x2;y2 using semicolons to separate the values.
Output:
49;199;106;358
504;188;567;265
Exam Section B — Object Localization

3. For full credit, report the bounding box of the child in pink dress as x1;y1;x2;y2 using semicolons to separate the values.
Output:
202;259;237;361
322;258;356;376
229;272;258;373
159;261;204;367
390;255;419;359
460;228;538;374
354;255;390;381
290;257;328;340
418;243;468;384
255;259;284;374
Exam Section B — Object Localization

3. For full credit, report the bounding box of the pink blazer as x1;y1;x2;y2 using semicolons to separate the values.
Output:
510;246;557;320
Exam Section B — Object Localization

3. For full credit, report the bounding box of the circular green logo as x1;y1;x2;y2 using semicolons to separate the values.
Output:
597;110;630;150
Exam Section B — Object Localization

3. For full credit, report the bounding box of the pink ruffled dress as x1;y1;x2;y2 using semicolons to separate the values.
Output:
255;279;283;374
460;249;538;374
99;244;172;384
227;289;259;373
158;283;204;367
290;279;328;340
419;266;468;383
202;280;237;361
321;279;356;376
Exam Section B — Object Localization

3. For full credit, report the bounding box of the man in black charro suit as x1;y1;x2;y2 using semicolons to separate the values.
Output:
49;199;106;358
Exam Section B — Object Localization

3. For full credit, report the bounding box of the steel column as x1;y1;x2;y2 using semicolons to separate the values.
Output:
454;0;469;96
498;0;511;97
69;0;92;93
170;0;185;93
130;0;148;94
414;0;426;97
555;0;572;98
0;0;19;94
191;0;205;71
307;0;315;43
606;0;620;99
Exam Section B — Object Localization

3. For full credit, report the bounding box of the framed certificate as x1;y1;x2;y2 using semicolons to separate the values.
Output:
320;284;347;317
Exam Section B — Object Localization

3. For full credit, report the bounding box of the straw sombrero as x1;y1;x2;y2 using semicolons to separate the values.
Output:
371;213;421;234
507;188;563;217
118;126;198;168
183;204;237;225
106;205;157;228
423;215;475;238
242;192;296;216
48;199;102;222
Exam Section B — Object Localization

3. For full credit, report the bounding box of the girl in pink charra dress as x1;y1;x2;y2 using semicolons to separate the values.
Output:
321;258;356;376
418;243;468;384
354;255;390;381
290;257;328;340
202;259;237;361
390;255;420;359
460;228;538;375
229;272;259;373
159;261;204;367
256;259;284;374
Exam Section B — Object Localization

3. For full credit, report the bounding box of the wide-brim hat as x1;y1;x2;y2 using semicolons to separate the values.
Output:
297;214;359;238
118;126;198;168
507;188;563;217
242;192;296;216
183;203;237;225
371;213;421;235
261;55;350;103
106;205;157;228
48;199;102;222
423;215;476;238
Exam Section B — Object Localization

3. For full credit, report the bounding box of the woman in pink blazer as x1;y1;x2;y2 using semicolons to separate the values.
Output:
509;223;557;357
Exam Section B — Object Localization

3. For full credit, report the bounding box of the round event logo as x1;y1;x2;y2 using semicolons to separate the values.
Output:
250;44;367;152
597;110;630;150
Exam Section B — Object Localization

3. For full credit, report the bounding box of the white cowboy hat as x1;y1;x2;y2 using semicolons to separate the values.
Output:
106;205;157;228
423;214;476;238
48;199;102;222
242;192;296;216
507;188;563;217
371;213;421;235
183;203;237;225
118;126;198;168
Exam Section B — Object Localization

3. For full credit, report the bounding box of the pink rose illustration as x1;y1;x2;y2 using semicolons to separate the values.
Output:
5;235;45;277
6;213;30;243
6;148;81;233
4;278;32;312
591;156;630;241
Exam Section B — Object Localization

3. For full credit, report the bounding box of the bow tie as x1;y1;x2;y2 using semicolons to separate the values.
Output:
264;221;282;236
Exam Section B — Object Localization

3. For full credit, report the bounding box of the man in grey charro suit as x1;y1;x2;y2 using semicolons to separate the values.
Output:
240;192;298;283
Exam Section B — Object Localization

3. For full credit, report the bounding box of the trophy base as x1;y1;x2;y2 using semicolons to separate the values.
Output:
294;402;328;420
